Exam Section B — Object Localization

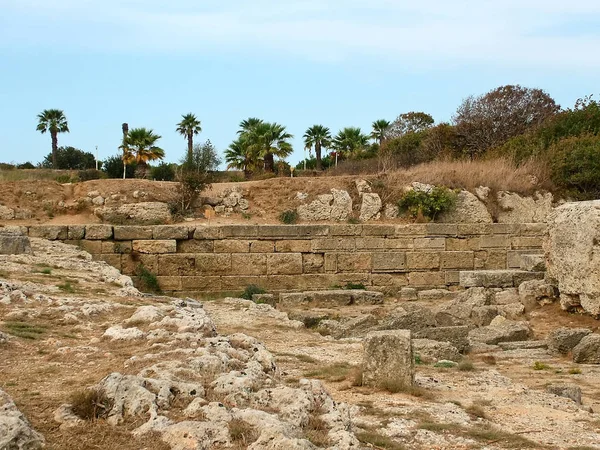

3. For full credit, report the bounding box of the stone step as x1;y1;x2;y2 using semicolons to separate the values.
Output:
498;340;548;351
278;290;384;307
520;254;546;272
459;270;544;288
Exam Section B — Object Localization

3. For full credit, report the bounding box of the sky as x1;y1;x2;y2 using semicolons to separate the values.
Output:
1;0;599;167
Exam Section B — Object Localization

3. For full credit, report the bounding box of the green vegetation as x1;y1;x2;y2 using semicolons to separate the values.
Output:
304;362;353;382
345;282;366;290
57;282;75;293
356;431;405;450
279;210;299;224
176;113;202;163
36;109;69;169
1;321;47;340
457;359;475;371
135;265;162;294
122;127;165;179
568;367;582;375
240;284;265;300
398;186;457;221
532;361;552;370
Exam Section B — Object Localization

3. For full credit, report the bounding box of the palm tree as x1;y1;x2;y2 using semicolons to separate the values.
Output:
176;113;202;163
238;117;263;134
123;128;165;178
245;122;293;172
332;127;369;163
36;109;69;169
120;123;130;179
303;125;331;171
371;119;391;146
224;137;256;179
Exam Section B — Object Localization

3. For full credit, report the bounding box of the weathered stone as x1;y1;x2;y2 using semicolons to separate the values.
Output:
113;226;153;240
153;225;190;240
439;190;493;224
85;224;114;240
518;280;556;311
498;340;547;350
378;306;436;333
406;252;440;270
103;325;145;340
278;290;383;308
0;388;45;449
95;202;172;225
411;326;471;353
355;179;372;195
460;270;544;288
435;287;492;326
497;191;553;223
546;200;600;316
28;225;68;240
471;306;500;327
384;204;399;219
267;253;303;275
417;289;455;301
400;287;418;301
321;314;379;339
546;384;582;405
413;339;461;363
547;328;593;355
336;253;372;272
132;240;177;254
302;253;324;273
330;189;352;221
0;205;15;220
497;303;525;320
67;225;85;240
359;193;382;221
0;229;31;255
493;288;520;305
363;330;414;388
252;294;276;306
468;317;531;345
520;254;546;272
572;334;600;364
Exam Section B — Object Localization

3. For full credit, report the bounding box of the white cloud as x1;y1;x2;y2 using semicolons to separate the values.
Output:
1;0;600;68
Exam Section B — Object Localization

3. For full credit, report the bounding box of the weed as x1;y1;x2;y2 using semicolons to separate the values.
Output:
345;282;366;290
228;419;259;447
240;284;265;300
356;431;405;449
302;413;330;447
397;186;457;221
434;360;457;368
466;424;539;448
279;209;299;224
57;282;75;293
33;267;52;275
379;379;431;398
304;363;353;382
135;265;162;294
457;359;475;371
69;388;114;420
569;367;582;375
241;212;253;220
532;361;552;370
465;404;487;419
1;321;47;340
414;354;423;365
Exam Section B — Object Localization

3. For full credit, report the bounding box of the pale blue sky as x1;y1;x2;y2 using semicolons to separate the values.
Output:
1;0;599;166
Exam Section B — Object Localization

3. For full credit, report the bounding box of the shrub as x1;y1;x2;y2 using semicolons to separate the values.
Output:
41;146;98;170
135;264;161;294
532;361;551;370
240;284;265;300
69;389;114;420
78;169;104;181
173;168;211;214
457;360;475;371
55;174;74;183
151;162;176;181
279;210;299;224
17;162;35;169
103;154;136;179
398;186;457;221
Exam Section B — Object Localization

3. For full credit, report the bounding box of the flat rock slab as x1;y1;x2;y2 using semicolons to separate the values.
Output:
414;326;471;353
278;290;384;307
459;270;545;288
498;340;548;351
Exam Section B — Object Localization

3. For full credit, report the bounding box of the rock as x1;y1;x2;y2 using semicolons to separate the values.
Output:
493;288;520;305
297;194;333;221
215;205;226;214
414;326;471;353
545;200;600;316
378;306;436;333
355;179;372;195
322;314;379;339
520;254;546;272
417;289;455;301
384;203;399;219
0;388;45;449
400;287;418;301
572;334;600;364
518;280;556;311
127;306;164;324
0;229;32;255
95;202;172;225
547;328;593;355
471;306;500;326
359;193;382;221
296;192;308;201
0;205;15;220
498;340;547;350
439;190;493;224
252;294;276;307
435;287;492;326
546;383;582;405
278;290;383;308
238;198;250;211
330;189;352;221
468;317;531;345
496;191;553;223
497;303;525;320
411;182;434;193
91;196;105;206
475;186;490;201
363;330;414;388
0;331;9;343
413;339;461;363
103;325;145;341
87;190;101;198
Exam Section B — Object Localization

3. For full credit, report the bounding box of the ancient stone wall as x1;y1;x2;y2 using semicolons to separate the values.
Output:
22;223;545;296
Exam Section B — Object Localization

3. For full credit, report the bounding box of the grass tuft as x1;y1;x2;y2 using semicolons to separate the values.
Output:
356;431;405;449
57;282;75;293
240;284;265;300
228;419;259;447
69;389;114;420
135;265;162;294
279;209;299;224
2;321;47;340
532;361;552;371
457;359;475;371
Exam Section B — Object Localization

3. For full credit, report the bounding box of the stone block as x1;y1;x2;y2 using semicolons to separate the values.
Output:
78;240;103;255
258;225;328;238
0;231;31;255
356;237;412;250
311;238;355;252
302;253;324;273
475;250;507;270
329;224;362;236
221;225;259;237
94;254;120;269
414;238;445;250
85;225;113;240
406;252;440;270
362;330;414;388
121;254;158;275
395;224;427;235
195;253;232;275
517;223;547;235
372;253;406;272
372;273;409;287
177;240;214;253
426;223;458;236
361;225;396;236
507;250;542;268
267;253;303;275
194;226;222;240
480;235;509;248
132;240;177;254
113;226;153;240
275;240;312;253
219;276;262;291
511;236;543;249
279;290;383;308
214;240;250;253
490;223;518;234
230;254;267;275
153;225;190;240
157;277;182;291
29;225;68;240
181;276;222;291
250;240;275;253
440;251;474;269
445;271;460;285
101;241;132;254
324;254;337;272
446;237;481;251
457;224;492;235
158;254;196;276
337;253;372;272
414;326;471;353
67;225;85;240
408;271;446;287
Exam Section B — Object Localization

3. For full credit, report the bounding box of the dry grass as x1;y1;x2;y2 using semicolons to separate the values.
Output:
418;422;542;448
302;413;330;447
304;362;354;382
69;388;114;420
356;430;406;449
378;379;432;398
228;419;260;447
457;359;475;372
0;168;74;182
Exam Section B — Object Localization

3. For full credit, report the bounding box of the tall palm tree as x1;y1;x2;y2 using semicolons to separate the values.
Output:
176;113;202;163
245;122;293;172
36;109;69;169
333;127;369;162
120;123;130;179
371;119;391;146
303;125;331;171
238;117;263;134
123;128;165;178
224;137;256;179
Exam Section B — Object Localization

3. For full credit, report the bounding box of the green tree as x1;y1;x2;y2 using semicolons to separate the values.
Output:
123;128;165;178
243;121;293;172
182;140;222;173
332;127;369;162
41;146;96;170
303;125;332;171
176;113;202;163
387;112;434;138
103;154;136;179
224;137;255;179
36;109;69;169
371;119;391;146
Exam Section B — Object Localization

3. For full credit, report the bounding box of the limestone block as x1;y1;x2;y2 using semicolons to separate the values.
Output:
440;251;474;269
276;240;312;253
267;253;303;275
0;229;31;255
157;255;195;276
230;254;267;275
214;240;250;253
153;225;190;240
132;240;177;254
85;224;113;240
67;225;86;240
194;254;232;275
336;253;372;272
372;253;406;272
363;330;414;388
406;252;440;270
302;253;324;273
359;193;382;221
414;237;445;250
177;240;214;253
250;240;275;253
408;272;446;287
114;226;153;240
438;190;492;224
28;225;68;240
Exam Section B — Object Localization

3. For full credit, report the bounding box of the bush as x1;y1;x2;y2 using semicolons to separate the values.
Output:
151;162;176;181
55;174;75;183
102;154;136;179
42;146;97;170
345;282;366;290
383;131;429;167
398;186;457;221
135;264;161;294
548;134;600;199
279;210;299;224
69;389;114;420
173;168;211;214
240;284;265;300
78;169;104;181
17;162;35;169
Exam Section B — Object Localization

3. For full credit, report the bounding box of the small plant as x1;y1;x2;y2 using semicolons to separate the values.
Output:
241;212;252;220
465;404;487;419
414;354;423;365
240;284;265;300
434;360;457;368
135;265;162;294
55;174;73;183
568;367;582;375
397;186;457;221
345;282;366;290
57;282;75;293
69;388;114;420
305;363;353;382
302;412;330;447
457;360;475;371
2;321;47;340
279;209;299;224
228;419;259;447
532;361;552;370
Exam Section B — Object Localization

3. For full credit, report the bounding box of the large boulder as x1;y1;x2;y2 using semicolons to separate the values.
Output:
412;339;461;363
95;202;172;225
0;228;32;255
547;328;592;355
468;316;531;345
496;191;553;223
297;189;352;222
0;205;15;220
0;388;45;449
545;201;600;316
439;190;492;224
359;193;382;221
572;334;600;364
363;330;414;388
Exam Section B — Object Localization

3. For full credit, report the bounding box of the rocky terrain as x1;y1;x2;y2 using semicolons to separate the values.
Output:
2;231;600;449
